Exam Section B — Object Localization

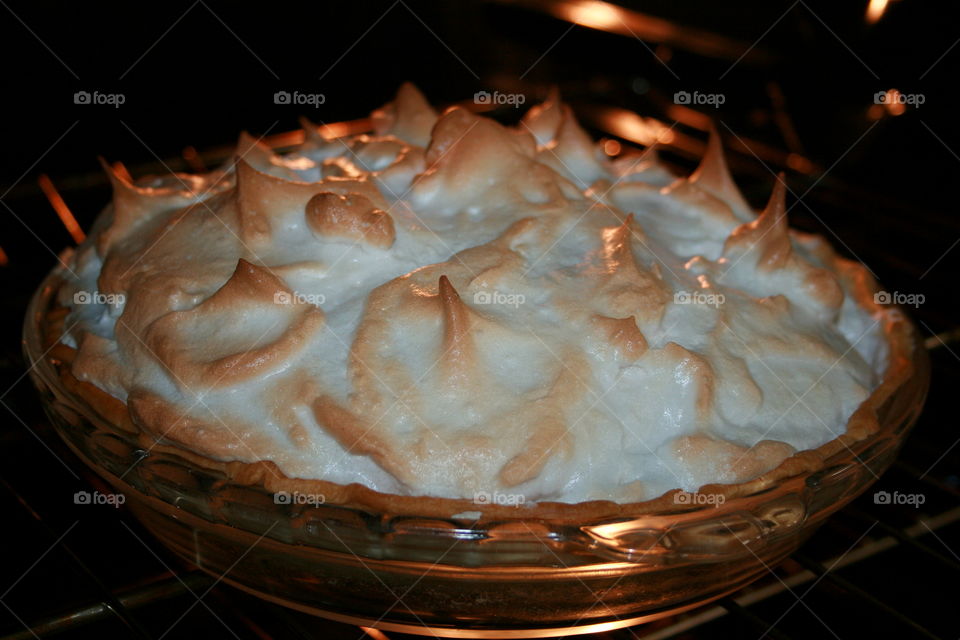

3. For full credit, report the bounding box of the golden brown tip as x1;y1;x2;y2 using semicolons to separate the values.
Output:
305;192;396;249
438;275;475;374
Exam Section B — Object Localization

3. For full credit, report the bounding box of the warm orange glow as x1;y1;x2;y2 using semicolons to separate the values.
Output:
866;0;889;23
562;0;622;30
316;120;359;140
539;0;769;64
786;153;814;173
603;139;622;156
883;89;907;116
597;110;674;147
112;162;133;184
264;118;369;152
359;627;391;640
38;174;85;244
665;104;712;131
0;245;8;266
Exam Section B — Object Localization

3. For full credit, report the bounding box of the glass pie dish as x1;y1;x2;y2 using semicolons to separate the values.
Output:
25;264;929;638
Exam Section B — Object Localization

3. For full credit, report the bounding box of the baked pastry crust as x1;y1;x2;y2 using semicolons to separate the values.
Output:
43;85;916;521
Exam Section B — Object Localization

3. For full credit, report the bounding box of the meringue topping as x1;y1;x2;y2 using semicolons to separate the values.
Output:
59;84;892;504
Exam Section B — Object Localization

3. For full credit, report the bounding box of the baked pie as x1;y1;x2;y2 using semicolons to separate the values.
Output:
46;83;913;518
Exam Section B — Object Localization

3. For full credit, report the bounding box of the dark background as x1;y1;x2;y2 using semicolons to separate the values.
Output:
0;1;958;639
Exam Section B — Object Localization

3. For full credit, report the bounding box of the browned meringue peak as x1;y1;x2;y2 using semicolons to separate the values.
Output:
521;92;608;190
593;214;671;324
591;315;649;362
371;82;438;148
541;104;610;190
411;107;578;213
661;179;743;232
437;274;480;385
522;91;672;189
305;191;396;249
687;125;754;222
609;130;751;253
333;244;577;495
298;115;327;147
143;259;324;391
234;157;388;246
362;270;506;396
94;177;251;306
298;116;347;160
723;176;791;270
720;176;843;313
520;87;563;147
351;242;551;404
96;158;214;256
234;131;300;179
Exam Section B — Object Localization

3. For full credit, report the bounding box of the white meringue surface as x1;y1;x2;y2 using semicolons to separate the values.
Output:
59;83;889;504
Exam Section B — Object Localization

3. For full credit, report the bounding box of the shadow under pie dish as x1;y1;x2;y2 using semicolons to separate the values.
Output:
25;84;928;636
